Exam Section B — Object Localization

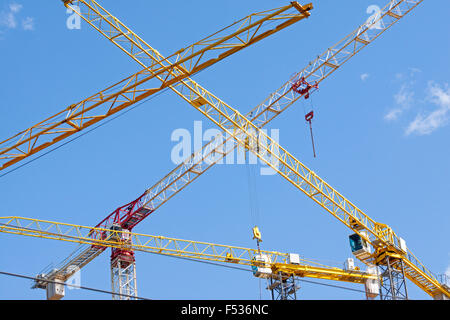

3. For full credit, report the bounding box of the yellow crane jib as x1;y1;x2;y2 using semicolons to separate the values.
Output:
0;216;378;292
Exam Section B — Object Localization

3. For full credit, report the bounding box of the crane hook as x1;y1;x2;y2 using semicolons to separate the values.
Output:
305;111;317;158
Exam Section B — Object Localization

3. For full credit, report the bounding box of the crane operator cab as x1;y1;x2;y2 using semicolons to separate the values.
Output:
349;232;372;259
108;223;131;243
252;254;272;279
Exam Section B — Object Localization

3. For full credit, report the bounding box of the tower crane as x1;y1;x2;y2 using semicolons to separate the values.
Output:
30;0;443;300
0;1;312;171
0;216;379;300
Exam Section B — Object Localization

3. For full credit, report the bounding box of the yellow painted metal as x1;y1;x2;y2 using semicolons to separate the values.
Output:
63;0;312;76
0;2;311;171
0;216;376;284
272;263;373;284
252;226;262;242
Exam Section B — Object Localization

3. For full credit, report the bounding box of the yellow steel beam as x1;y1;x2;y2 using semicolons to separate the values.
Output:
63;0;312;77
0;216;376;285
272;263;373;284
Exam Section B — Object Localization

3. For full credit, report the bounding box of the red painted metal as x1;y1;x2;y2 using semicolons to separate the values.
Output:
305;110;314;122
291;75;318;99
111;248;135;268
86;191;154;259
90;191;154;236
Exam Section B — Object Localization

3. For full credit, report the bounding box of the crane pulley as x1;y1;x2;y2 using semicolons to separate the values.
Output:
290;75;319;99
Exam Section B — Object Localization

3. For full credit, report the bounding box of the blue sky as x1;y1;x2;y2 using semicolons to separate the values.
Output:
0;0;449;300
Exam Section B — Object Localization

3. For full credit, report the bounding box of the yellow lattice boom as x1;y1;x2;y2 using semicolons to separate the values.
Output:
0;216;376;285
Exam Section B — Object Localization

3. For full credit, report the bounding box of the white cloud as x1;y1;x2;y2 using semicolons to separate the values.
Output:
384;84;415;121
0;3;23;29
384;108;403;121
360;73;369;81
0;11;17;28
409;67;422;76
405;82;450;136
22;16;33;30
9;3;22;13
0;3;33;32
394;84;414;108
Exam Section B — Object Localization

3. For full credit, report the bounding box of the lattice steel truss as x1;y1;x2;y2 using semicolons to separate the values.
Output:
111;250;138;300
268;273;299;300
378;255;408;300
